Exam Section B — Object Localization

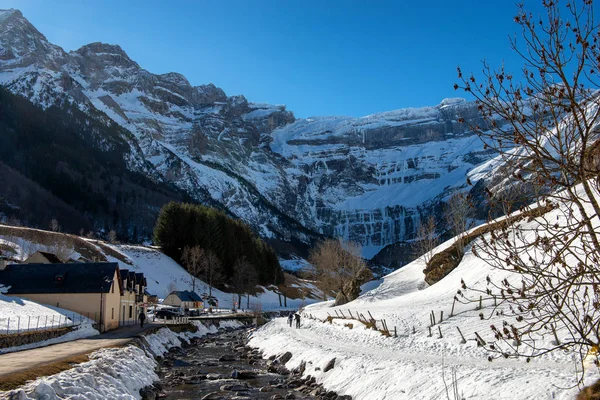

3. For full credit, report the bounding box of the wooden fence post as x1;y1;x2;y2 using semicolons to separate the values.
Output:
474;331;486;347
551;324;560;345
456;326;467;344
438;326;443;339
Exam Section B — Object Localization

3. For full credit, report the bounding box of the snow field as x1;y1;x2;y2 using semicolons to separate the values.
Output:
0;294;99;354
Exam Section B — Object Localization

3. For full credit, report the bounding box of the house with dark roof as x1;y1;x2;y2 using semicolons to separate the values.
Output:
0;262;123;331
163;290;203;309
24;251;63;264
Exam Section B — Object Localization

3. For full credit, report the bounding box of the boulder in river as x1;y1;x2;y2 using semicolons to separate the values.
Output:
231;369;258;379
219;354;237;361
278;351;293;364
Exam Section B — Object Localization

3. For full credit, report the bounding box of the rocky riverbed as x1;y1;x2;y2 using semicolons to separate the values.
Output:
143;325;351;400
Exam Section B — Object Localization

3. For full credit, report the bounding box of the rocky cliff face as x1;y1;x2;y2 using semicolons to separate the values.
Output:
0;9;500;258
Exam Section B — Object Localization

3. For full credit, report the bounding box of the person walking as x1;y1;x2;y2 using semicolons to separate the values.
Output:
294;313;301;328
288;313;294;327
139;310;146;328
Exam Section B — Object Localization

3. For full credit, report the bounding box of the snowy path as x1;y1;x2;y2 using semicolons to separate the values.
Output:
288;319;572;372
0;323;160;377
250;318;583;399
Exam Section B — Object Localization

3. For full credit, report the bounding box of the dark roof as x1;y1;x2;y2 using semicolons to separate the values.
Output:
170;290;203;302
35;251;63;264
0;263;119;294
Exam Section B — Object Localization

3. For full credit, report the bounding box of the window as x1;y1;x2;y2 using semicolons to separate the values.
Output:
129;305;133;318
111;308;114;319
111;282;114;293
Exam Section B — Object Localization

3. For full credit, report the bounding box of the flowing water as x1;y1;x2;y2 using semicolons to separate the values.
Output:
156;326;341;400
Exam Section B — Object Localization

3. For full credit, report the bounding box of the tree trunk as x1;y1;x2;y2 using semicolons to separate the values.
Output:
238;293;242;309
247;294;250;309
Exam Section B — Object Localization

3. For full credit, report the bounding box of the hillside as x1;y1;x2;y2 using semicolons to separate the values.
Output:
248;185;600;399
0;225;322;310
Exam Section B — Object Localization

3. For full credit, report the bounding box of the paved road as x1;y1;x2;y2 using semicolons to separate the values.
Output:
0;323;161;377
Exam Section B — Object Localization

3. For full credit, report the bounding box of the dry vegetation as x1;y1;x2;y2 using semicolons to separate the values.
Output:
0;353;90;391
0;225;106;262
423;204;553;285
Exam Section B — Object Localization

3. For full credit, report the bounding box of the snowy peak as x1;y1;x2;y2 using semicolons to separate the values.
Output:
74;42;139;69
0;9;65;67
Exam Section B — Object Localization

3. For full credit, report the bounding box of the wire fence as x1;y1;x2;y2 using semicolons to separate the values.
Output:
0;313;85;335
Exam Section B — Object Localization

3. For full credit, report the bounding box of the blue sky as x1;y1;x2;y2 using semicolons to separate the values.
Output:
0;1;547;117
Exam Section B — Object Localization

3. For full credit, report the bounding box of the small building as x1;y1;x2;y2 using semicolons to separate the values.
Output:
0;262;122;332
24;251;63;264
163;290;203;309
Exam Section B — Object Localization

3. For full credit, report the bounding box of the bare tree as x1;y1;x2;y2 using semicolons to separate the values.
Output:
454;0;600;378
199;250;223;296
309;239;369;306
50;218;60;232
231;258;258;309
182;245;203;292
444;192;473;257
415;215;439;264
166;281;177;297
107;230;118;244
51;241;74;262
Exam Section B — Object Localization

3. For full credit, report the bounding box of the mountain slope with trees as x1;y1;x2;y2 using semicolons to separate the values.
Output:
153;202;283;289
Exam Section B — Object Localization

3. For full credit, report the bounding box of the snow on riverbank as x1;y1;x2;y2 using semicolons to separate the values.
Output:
1;321;235;400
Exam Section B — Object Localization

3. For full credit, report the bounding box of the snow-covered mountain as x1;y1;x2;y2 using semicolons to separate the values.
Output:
0;9;500;258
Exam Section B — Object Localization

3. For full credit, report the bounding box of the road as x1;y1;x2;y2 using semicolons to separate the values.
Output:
0;323;160;377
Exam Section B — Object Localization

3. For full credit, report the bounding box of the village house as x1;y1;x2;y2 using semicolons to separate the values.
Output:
24;251;63;264
119;269;148;325
0;262;122;332
163;290;203;310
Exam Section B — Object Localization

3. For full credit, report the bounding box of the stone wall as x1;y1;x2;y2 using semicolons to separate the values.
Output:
0;327;74;349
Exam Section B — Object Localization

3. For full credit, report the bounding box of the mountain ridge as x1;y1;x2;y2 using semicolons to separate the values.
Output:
0;9;501;260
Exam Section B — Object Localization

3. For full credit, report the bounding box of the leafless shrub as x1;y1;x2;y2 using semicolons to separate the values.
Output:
454;0;600;381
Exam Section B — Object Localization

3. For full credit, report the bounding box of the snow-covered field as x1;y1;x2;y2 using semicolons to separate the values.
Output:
1;320;236;399
0;293;98;354
249;192;600;399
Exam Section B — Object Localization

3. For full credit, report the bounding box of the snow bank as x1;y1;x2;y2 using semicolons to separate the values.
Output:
4;346;157;400
2;322;223;399
143;322;218;357
218;320;245;329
